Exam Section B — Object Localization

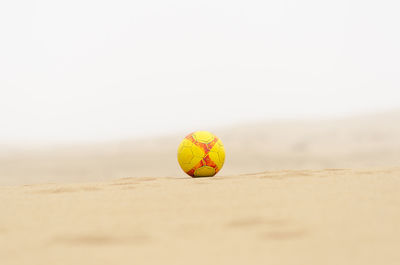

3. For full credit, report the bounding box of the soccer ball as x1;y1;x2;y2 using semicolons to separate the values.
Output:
177;131;225;177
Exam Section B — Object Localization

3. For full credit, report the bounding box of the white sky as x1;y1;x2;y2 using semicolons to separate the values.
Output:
1;0;400;143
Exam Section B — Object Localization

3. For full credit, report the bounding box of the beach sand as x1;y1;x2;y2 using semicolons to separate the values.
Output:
1;168;400;265
1;111;400;264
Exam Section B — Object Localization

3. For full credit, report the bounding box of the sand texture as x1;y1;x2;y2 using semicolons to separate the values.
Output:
1;168;400;265
1;111;400;264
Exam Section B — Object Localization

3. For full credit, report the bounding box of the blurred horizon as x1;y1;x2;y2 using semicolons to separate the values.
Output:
1;107;399;147
1;96;399;145
2;107;400;185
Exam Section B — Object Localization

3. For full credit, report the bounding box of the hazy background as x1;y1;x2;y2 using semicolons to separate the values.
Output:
1;0;400;144
1;0;400;185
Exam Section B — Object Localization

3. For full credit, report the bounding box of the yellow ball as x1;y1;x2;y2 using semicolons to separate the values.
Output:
177;131;225;177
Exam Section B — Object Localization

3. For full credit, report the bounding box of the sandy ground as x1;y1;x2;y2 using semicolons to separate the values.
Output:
1;168;400;265
1;111;400;264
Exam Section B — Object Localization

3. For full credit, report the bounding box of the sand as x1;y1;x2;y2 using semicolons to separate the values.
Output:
1;168;400;265
1;111;400;264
